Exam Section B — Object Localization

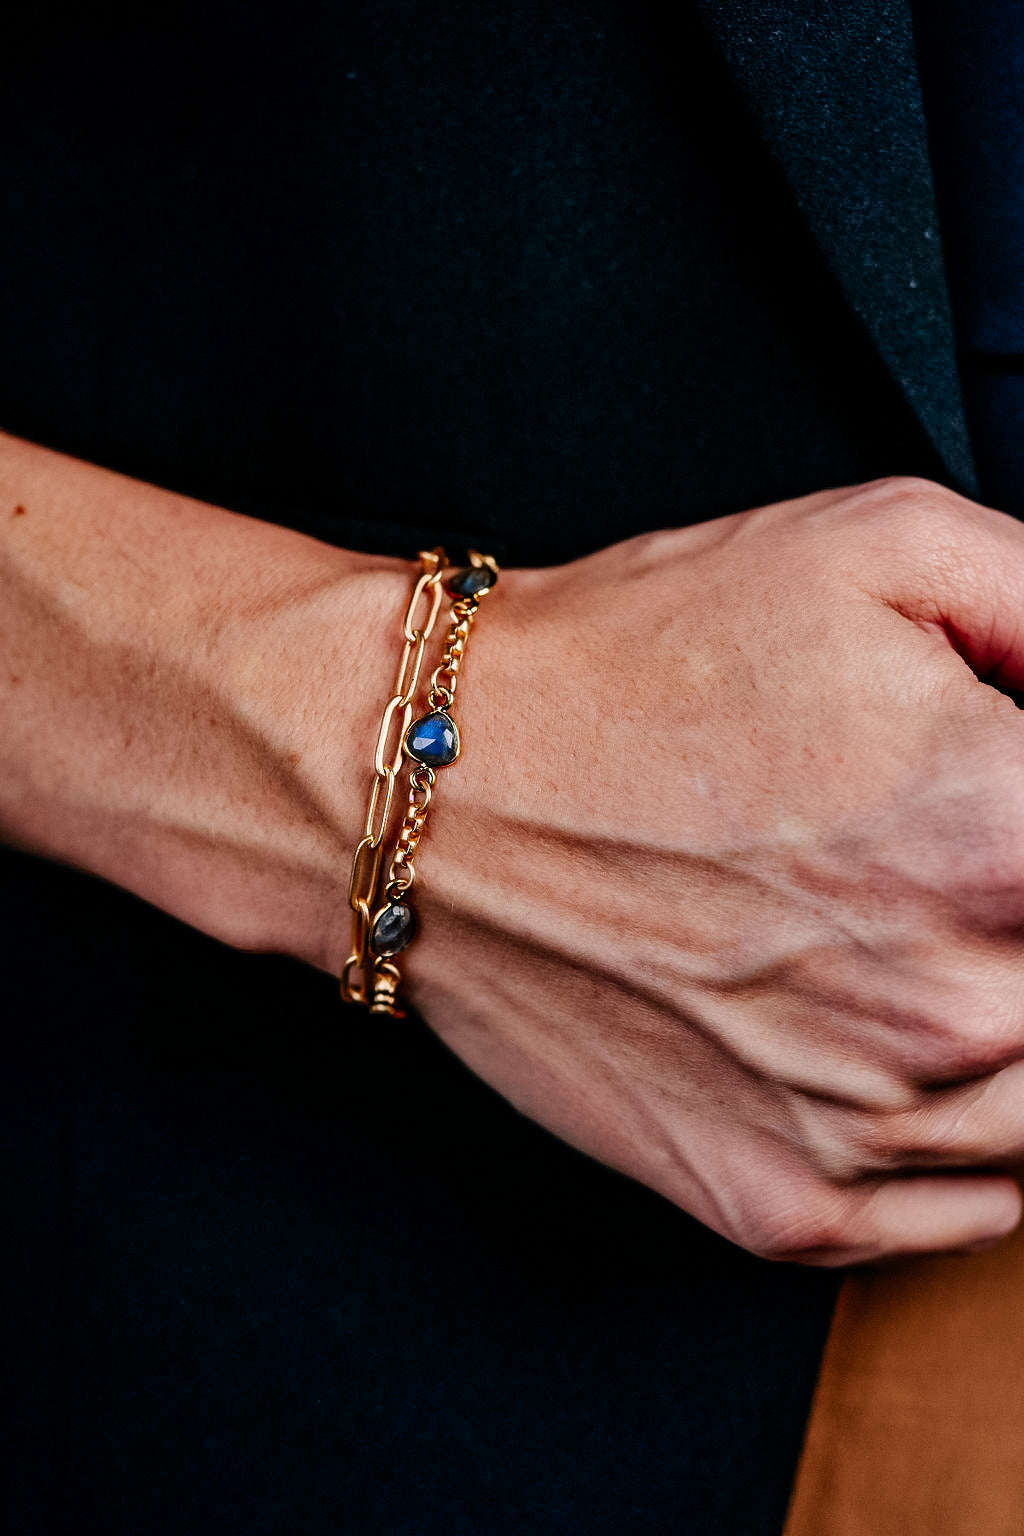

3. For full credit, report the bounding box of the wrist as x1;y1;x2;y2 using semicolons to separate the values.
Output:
208;541;413;972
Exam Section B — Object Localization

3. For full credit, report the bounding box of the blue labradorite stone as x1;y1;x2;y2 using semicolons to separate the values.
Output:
405;710;460;766
369;901;417;958
447;564;497;598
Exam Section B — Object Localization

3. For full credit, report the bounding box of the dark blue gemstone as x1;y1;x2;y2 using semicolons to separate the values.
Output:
447;564;497;598
369;901;417;958
404;710;460;766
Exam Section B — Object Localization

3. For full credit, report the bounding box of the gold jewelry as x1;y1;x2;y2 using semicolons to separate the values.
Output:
341;548;499;1015
341;548;447;1009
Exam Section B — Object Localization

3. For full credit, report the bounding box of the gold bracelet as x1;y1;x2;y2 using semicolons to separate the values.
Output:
341;548;448;1009
341;548;499;1015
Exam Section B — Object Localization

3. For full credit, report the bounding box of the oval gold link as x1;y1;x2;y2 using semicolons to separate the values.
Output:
341;953;368;1005
348;900;369;967
410;767;434;800
401;569;434;641
428;662;456;703
374;695;413;777
392;630;426;707
402;567;446;645
417;546;446;588
387;836;415;887
363;765;396;847
348;834;383;914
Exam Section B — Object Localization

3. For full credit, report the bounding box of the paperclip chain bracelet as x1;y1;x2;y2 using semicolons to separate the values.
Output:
341;548;447;1008
341;548;499;1016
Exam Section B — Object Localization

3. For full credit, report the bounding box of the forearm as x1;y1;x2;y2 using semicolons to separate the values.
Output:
10;443;1024;1266
0;430;408;970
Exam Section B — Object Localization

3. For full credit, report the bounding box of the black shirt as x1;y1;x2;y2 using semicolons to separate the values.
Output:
1;5;950;1532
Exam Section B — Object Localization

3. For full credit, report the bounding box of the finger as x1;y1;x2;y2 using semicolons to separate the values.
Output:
776;1173;1022;1268
837;1056;1024;1175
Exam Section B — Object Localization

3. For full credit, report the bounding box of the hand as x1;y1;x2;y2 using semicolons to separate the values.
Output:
402;478;1024;1265
7;437;1024;1267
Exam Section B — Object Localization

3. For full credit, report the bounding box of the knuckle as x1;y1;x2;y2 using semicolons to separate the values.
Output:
842;1106;912;1168
925;1009;1022;1081
822;476;969;580
804;1108;918;1178
882;474;961;515
738;1183;855;1264
854;1103;953;1166
786;1083;919;1181
785;1103;864;1182
859;476;960;534
945;773;1024;887
966;831;1024;896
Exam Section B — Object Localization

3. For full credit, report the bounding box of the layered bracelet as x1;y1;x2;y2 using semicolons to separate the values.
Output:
341;547;499;1016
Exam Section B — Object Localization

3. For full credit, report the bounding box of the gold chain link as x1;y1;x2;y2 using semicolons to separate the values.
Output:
384;764;435;899
427;599;477;711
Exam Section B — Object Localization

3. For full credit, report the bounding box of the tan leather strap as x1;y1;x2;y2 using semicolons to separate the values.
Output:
783;1223;1024;1536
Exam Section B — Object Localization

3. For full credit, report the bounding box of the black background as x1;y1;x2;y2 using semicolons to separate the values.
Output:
1;4;946;1531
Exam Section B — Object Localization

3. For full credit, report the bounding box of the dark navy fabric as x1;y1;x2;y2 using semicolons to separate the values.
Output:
912;0;1024;514
3;849;842;1536
1;0;944;565
0;3;962;1533
695;0;976;493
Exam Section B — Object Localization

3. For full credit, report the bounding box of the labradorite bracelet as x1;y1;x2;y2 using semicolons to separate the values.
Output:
341;548;499;1016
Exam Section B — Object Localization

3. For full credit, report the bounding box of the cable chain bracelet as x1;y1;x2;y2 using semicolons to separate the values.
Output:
341;547;499;1016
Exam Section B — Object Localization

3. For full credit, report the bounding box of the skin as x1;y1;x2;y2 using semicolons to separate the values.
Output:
5;431;1024;1265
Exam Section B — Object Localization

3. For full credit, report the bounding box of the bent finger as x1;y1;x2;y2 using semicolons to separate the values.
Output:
774;1173;1022;1268
844;1056;1024;1174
